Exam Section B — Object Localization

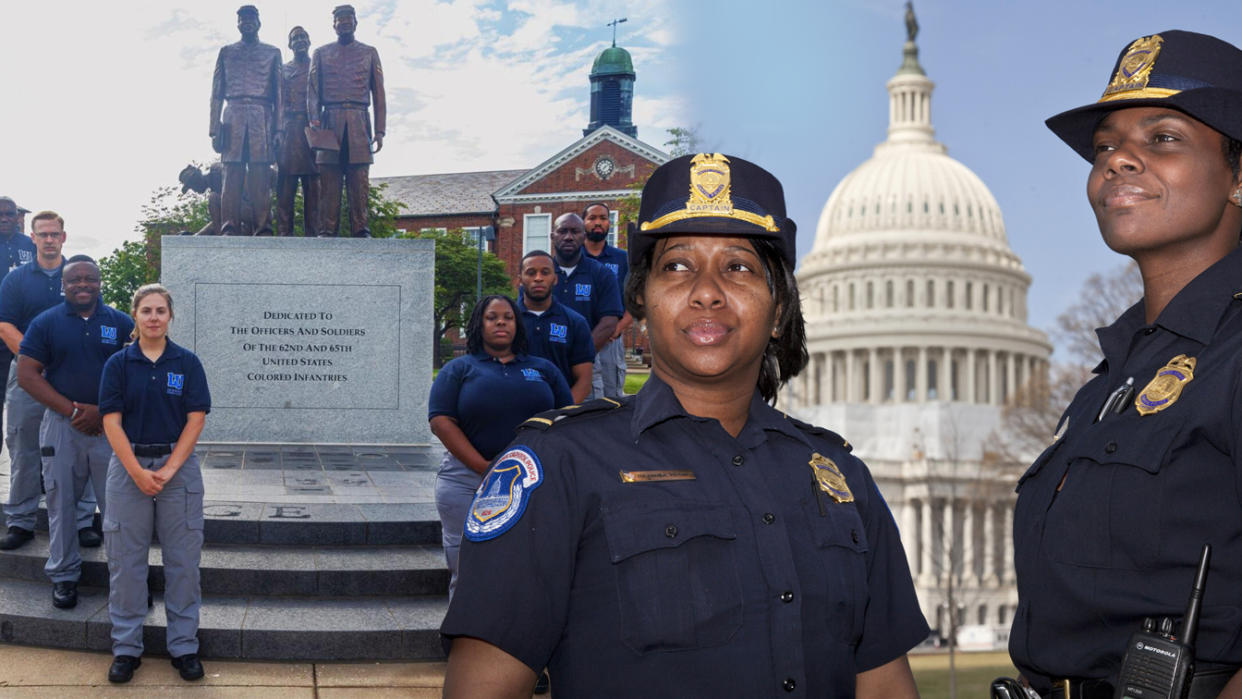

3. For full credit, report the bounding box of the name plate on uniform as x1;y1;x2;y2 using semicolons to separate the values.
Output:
161;237;434;444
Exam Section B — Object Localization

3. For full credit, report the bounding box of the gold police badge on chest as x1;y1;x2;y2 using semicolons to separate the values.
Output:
809;453;853;503
1135;354;1196;416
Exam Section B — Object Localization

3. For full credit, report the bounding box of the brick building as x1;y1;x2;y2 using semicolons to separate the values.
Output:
374;43;668;278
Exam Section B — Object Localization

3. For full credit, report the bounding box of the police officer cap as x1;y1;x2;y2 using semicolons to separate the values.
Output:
1047;30;1242;161
333;4;356;17
237;5;259;17
631;153;797;267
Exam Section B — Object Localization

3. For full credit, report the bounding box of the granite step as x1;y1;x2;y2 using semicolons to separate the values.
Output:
0;533;449;597
0;577;448;661
20;500;444;547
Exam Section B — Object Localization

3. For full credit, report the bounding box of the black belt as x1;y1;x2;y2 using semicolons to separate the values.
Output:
323;102;369;110
226;96;273;106
132;443;172;457
1048;667;1237;699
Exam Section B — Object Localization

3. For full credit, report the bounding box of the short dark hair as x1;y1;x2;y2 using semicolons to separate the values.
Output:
582;202;611;219
1224;135;1242;180
65;254;97;267
520;249;555;267
625;236;807;403
465;294;528;356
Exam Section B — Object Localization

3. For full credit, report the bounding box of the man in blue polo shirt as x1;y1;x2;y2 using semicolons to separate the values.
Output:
0;197;37;454
516;250;594;403
19;256;133;608
582;203;632;399
0;211;97;552
549;213;622;378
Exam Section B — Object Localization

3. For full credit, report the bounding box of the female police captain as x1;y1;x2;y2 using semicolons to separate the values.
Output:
98;284;211;684
1012;31;1242;697
441;154;928;698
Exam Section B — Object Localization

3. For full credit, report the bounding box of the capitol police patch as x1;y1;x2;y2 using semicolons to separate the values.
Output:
464;446;544;541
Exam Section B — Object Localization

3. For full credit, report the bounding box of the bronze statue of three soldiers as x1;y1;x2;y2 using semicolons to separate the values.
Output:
208;4;385;237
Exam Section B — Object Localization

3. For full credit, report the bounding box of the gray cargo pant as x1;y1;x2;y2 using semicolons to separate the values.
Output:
4;359;96;530
434;451;483;600
590;336;627;399
41;411;113;583
104;450;203;658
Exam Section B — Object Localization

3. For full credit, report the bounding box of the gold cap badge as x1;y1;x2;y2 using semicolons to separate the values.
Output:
639;153;779;233
1135;354;1195;416
809;452;853;503
1100;34;1179;102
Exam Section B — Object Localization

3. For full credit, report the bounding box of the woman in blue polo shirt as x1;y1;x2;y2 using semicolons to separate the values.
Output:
97;284;211;685
429;294;572;597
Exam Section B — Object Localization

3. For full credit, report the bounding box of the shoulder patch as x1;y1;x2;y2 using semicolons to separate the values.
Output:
519;396;627;431
464;446;544;542
785;415;852;453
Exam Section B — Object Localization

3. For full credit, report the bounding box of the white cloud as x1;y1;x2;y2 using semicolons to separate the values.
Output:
0;0;683;263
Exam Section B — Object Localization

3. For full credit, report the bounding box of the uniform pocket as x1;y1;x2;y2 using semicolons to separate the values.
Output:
602;501;742;654
184;478;205;531
1045;415;1182;570
809;502;870;643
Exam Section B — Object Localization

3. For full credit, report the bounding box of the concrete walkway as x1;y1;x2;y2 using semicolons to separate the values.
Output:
0;643;448;697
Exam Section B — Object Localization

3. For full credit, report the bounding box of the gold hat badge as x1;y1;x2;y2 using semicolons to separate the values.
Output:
1100;34;1178;102
809;452;853;503
640;153;779;232
1135;354;1195;416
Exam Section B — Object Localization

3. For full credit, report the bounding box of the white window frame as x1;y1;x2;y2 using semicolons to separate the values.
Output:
524;213;552;256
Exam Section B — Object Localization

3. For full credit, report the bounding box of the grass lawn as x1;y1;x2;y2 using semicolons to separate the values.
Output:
910;651;1017;699
622;370;650;395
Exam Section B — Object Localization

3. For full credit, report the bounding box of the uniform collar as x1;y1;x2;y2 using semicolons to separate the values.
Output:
1097;245;1242;362
470;349;528;363
59;300;104;320
124;338;183;363
517;297;561;316
629;371;807;448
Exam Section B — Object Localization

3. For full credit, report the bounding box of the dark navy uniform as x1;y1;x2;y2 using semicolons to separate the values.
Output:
554;254;622;330
585;242;629;399
517;297;594;390
442;373;928;697
429;351;573;596
0;229;36;382
1012;247;1242;692
0;258;89;533
1012;29;1242;695
98;339;211;659
21;301;132;585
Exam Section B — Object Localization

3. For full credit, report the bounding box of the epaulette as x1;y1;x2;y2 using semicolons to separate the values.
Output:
783;414;852;452
518;396;629;431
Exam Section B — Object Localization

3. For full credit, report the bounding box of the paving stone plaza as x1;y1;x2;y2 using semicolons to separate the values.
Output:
0;443;452;661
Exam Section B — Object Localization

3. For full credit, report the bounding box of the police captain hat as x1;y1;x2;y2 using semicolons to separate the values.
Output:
630;153;797;267
1046;30;1242;161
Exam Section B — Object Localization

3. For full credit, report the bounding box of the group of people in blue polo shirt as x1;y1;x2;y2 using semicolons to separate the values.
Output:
0;203;211;685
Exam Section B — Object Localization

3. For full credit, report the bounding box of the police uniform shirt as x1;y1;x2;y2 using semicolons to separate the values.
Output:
442;373;928;697
517;298;594;388
98;340;211;446
554;255;623;328
0;259;64;334
1011;245;1242;691
428;352;573;462
585;242;629;289
20;302;133;404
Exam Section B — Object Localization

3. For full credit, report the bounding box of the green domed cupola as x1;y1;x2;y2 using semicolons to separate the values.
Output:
584;41;637;137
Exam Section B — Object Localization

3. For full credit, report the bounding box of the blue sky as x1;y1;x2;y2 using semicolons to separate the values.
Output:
672;0;1242;337
2;0;1240;352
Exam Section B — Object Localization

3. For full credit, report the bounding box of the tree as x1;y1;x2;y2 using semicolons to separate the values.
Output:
663;125;701;157
413;228;511;367
98;239;160;310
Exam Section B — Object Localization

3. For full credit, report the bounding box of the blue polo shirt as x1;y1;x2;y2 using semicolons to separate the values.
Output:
585;242;629;292
555;255;623;329
518;298;594;387
0;232;36;286
98;339;211;445
0;258;65;333
20;301;134;404
428;351;572;462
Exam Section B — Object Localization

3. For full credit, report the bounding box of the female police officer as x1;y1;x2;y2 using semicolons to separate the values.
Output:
98;284;211;684
1011;31;1242;697
429;294;572;598
440;154;928;698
